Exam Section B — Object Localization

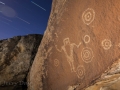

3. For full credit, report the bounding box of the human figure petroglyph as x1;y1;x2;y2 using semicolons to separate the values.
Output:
55;38;81;72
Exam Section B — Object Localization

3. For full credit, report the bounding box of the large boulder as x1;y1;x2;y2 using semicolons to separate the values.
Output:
28;0;120;90
0;34;42;90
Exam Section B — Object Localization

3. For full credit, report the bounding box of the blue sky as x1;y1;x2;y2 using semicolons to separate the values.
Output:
0;0;52;39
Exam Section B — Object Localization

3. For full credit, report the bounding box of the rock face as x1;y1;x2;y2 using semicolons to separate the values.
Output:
28;0;120;90
85;59;120;90
0;34;42;90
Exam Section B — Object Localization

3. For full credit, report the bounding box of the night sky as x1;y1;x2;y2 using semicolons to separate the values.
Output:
0;0;52;40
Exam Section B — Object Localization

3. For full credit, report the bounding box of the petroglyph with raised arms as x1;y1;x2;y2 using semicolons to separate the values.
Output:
55;38;81;73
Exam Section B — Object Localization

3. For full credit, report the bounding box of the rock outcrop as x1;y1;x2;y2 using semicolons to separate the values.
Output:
85;59;120;90
0;34;43;90
28;0;120;90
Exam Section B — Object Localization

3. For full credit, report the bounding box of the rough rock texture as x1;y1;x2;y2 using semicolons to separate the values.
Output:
0;34;43;90
28;0;120;90
85;59;120;90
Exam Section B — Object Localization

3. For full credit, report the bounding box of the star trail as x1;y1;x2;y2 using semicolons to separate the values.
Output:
0;0;52;40
31;1;46;11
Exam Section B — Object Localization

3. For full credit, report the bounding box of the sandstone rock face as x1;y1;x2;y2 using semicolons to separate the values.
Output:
28;0;120;90
0;34;42;90
85;59;120;90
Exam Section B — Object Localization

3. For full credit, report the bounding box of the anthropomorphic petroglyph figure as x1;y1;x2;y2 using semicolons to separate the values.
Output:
55;38;81;72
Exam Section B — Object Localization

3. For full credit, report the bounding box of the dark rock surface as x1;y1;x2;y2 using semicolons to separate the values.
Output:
28;0;120;90
0;34;43;90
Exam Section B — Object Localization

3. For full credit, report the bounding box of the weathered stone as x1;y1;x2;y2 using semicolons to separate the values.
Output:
0;34;42;90
84;59;120;90
28;0;120;90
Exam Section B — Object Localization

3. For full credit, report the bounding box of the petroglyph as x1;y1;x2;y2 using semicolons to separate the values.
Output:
102;39;112;50
81;47;94;63
83;35;90;44
54;59;59;67
55;38;81;72
82;8;95;25
76;65;85;79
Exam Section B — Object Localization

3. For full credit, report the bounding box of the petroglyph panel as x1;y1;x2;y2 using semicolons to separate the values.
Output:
82;8;95;25
30;1;120;90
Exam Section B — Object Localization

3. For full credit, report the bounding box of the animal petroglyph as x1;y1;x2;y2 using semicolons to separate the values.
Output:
81;47;94;63
55;38;81;72
102;39;112;50
54;59;59;67
76;65;85;79
82;8;95;25
83;35;90;44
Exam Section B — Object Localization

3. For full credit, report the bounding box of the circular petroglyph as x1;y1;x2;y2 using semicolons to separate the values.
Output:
82;8;95;25
83;35;90;43
54;59;59;67
81;47;94;63
76;65;85;79
102;39;112;50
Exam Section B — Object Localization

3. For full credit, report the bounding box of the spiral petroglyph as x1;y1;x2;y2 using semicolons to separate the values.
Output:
82;8;95;25
81;47;94;63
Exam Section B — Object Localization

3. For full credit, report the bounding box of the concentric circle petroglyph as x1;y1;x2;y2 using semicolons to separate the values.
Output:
83;35;90;43
82;8;95;25
76;65;85;79
81;47;94;63
102;39;112;50
54;59;59;67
